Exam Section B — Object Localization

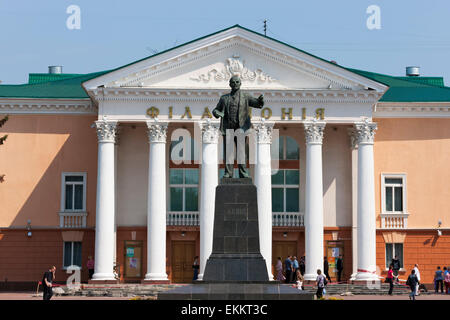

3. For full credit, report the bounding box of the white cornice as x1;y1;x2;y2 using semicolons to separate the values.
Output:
90;87;382;104
0;98;95;114
374;102;450;118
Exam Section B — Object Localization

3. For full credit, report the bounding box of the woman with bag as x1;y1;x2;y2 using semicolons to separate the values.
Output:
275;257;285;282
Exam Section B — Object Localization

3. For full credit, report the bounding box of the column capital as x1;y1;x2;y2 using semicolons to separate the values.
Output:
95;120;118;143
200;119;220;144
347;128;358;149
146;120;168;143
303;120;326;144
354;119;377;145
253;120;274;144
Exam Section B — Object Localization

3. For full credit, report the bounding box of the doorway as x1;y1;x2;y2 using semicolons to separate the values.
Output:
123;240;143;280
171;241;196;283
326;240;344;281
272;241;298;274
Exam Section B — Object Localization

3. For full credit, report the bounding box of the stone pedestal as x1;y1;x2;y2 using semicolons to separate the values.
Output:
202;178;268;282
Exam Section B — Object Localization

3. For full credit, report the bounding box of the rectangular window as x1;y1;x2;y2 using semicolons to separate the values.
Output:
271;169;299;213
385;243;404;269
63;241;82;268
382;174;406;213
169;168;199;212
62;173;86;212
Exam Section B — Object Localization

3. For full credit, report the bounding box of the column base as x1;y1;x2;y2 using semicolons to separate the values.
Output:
353;271;380;282
196;274;204;281
88;279;120;284
91;273;117;282
143;273;169;282
141;279;170;284
303;273;318;282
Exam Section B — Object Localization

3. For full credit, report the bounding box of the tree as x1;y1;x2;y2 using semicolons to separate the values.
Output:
0;115;8;183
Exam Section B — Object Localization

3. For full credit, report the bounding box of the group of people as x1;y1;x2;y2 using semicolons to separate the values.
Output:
275;256;305;284
434;266;450;294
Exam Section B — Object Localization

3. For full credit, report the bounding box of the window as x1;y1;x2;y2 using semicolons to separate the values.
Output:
382;174;406;213
63;241;82;268
61;173;86;212
169;168;199;212
385;243;403;269
272;169;299;212
275;136;299;160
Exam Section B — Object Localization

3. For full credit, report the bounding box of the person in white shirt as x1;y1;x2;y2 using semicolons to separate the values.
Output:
413;264;421;296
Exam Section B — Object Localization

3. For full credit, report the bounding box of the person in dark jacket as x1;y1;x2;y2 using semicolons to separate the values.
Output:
284;256;293;284
406;269;419;300
391;256;401;283
323;257;331;282
299;256;306;276
336;255;344;283
42;266;56;300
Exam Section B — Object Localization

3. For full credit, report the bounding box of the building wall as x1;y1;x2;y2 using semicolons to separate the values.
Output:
0;114;98;227
373;118;450;229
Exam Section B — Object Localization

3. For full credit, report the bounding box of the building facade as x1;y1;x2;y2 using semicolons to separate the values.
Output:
1;25;449;286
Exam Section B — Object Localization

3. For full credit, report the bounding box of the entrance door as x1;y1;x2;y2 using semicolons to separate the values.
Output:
171;241;196;283
326;241;344;281
272;241;297;274
124;240;143;280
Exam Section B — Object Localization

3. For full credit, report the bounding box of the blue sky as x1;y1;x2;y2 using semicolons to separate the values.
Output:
1;0;450;85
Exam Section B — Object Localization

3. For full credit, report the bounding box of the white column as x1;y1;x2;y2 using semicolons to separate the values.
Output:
303;121;326;281
354;120;378;281
197;120;220;281
254;120;274;280
92;120;117;281
348;128;358;280
144;121;169;281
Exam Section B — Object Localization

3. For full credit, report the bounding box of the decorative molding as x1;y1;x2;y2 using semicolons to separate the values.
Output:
374;103;450;118
347;128;358;149
190;55;276;83
146;120;168;143
303;120;326;144
200;119;220;144
0;100;95;114
95;119;118;143
354;119;377;145
253;120;274;144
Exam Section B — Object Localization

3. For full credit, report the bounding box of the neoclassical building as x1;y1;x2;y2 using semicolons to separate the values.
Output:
1;25;449;286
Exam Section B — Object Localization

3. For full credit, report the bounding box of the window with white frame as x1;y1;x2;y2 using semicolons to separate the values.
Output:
169;168;199;212
61;173;86;212
63;241;82;268
276;136;299;160
382;174;406;213
385;243;403;269
271;169;299;213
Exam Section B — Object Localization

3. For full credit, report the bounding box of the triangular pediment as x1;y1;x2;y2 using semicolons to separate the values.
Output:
83;25;387;93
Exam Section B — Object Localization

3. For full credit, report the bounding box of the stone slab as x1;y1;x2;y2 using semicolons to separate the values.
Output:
157;283;314;300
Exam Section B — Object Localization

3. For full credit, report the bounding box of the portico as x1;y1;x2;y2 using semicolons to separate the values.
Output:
82;25;387;283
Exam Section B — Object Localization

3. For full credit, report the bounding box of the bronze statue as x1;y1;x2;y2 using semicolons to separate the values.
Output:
212;75;264;178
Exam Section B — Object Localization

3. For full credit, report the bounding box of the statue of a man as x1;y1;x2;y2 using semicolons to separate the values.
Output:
212;75;264;178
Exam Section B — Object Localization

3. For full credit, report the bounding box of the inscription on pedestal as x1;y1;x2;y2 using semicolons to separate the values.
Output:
224;203;248;221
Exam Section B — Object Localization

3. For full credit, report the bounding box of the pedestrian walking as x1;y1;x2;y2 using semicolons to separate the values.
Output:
87;256;95;280
444;268;450;294
336;255;344;283
323;257;331;282
406;269;419;300
413;264;421;296
316;269;327;299
386;264;394;295
192;256;199;281
434;266;444;293
284;256;293;284
275;257;285;282
42;266;56;300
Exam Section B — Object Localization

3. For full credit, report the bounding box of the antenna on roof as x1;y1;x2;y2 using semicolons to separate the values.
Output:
263;19;267;36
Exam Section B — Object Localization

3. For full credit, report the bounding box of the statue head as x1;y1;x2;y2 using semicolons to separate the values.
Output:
229;75;241;91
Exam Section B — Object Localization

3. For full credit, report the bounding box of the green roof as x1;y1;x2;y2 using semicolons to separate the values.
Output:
1;24;450;103
28;73;84;84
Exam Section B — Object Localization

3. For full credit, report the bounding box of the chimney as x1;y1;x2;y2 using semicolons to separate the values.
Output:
406;66;420;77
48;66;63;74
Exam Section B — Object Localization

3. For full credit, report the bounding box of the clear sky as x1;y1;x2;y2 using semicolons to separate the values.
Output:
1;0;450;85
